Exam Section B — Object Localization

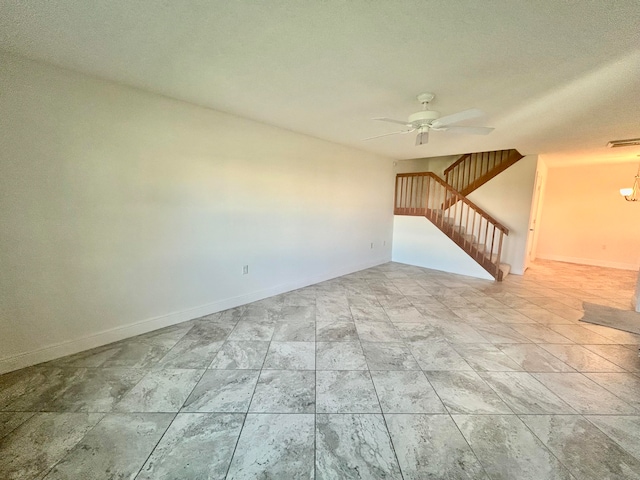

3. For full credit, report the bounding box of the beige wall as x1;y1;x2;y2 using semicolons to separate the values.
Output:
537;162;640;270
0;53;395;373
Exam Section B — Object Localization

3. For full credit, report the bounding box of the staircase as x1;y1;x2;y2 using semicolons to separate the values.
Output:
394;149;523;281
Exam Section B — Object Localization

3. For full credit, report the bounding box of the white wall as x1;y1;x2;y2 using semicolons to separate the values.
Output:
536;162;640;270
0;53;395;373
466;155;538;275
392;216;494;280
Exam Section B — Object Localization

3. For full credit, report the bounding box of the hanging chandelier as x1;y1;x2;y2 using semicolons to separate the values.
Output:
620;163;639;202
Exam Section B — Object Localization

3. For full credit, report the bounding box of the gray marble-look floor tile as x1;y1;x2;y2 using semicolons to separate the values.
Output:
281;290;317;308
473;323;532;344
478;372;576;414
136;413;244;480
316;299;353;322
182;370;259;412
226;321;275;341
496;343;576;372
585;415;640;461
385;414;488;480
272;320;316;341
580;323;640;344
0;367;64;410
8;367;146;412
584;372;640;410
521;414;640;480
509;324;574;344
394;322;444;343
249;370;315;413
316;413;403;480
583;344;640;372
482;308;539;324
532;373;638;414
0;412;34;440
383;304;425;322
156;338;224;369
45;343;122;368
263;341;315;370
155;321;232;368
355;321;404;342
524;309;575;326
316;370;380;413
316;321;359;341
362;342;420;370
433;320;492;344
548;324;618;344
279;305;316;322
208;341;269;369
316;342;368;370
226;413;314;479
350;304;391;323
0;412;103;480
453;344;524;372
453;414;573;480
98;325;192;368
114;368;203;412
425;370;512;414
409;340;473;371
540;344;625;372
43;413;173;480
370;370;445;413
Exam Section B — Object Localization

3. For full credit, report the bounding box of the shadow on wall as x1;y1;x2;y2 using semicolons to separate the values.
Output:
580;302;640;335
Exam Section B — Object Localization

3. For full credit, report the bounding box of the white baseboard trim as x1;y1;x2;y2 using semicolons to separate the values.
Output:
0;256;391;375
536;254;640;271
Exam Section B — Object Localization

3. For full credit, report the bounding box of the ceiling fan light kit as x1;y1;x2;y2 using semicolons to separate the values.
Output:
366;92;494;145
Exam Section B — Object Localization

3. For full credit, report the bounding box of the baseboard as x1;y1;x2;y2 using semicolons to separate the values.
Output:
0;255;391;375
536;254;640;271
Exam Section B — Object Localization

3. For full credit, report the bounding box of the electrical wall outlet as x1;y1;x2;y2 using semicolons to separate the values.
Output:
242;265;249;275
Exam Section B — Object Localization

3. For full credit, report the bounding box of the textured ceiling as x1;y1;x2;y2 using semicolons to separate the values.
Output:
1;1;639;165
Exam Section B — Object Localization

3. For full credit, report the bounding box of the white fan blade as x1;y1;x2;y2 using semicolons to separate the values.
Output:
431;108;484;128
443;125;494;135
363;129;414;141
373;117;412;126
415;130;429;145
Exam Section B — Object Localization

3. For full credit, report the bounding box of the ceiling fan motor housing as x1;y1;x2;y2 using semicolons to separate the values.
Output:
408;110;440;127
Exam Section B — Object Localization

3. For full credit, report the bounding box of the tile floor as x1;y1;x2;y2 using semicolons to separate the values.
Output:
1;260;640;479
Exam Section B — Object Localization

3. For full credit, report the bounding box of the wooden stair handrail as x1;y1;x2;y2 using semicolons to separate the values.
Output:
443;153;471;176
396;172;509;235
443;149;524;197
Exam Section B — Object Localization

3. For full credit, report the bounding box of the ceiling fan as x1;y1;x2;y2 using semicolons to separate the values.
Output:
365;93;494;145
